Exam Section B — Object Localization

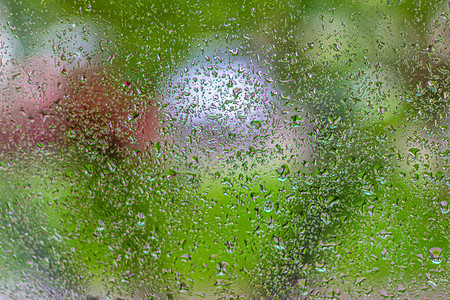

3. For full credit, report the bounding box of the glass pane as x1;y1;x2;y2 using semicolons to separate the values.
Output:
0;0;448;298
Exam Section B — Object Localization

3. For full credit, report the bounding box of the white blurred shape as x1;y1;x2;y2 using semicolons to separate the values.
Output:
0;9;23;81
34;18;114;70
163;41;279;136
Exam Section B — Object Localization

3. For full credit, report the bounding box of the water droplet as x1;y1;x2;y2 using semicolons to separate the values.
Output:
273;236;285;250
167;168;178;178
440;201;449;214
408;148;420;159
315;260;326;272
291;115;303;128
97;220;105;231
216;262;227;276
429;247;442;264
362;189;374;196
297;278;307;288
428;280;437;287
225;241;235;253
123;80;132;88
297;278;308;295
263;200;273;213
274;244;285;250
229;48;238;56
276;164;290;182
233;87;242;98
321;212;331;225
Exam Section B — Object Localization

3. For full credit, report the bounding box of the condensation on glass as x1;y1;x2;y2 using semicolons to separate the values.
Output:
0;0;448;299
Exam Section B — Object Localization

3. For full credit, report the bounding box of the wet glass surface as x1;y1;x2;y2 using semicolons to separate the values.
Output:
0;0;449;298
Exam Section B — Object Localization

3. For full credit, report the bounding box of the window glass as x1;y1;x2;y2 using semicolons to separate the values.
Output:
0;0;448;298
